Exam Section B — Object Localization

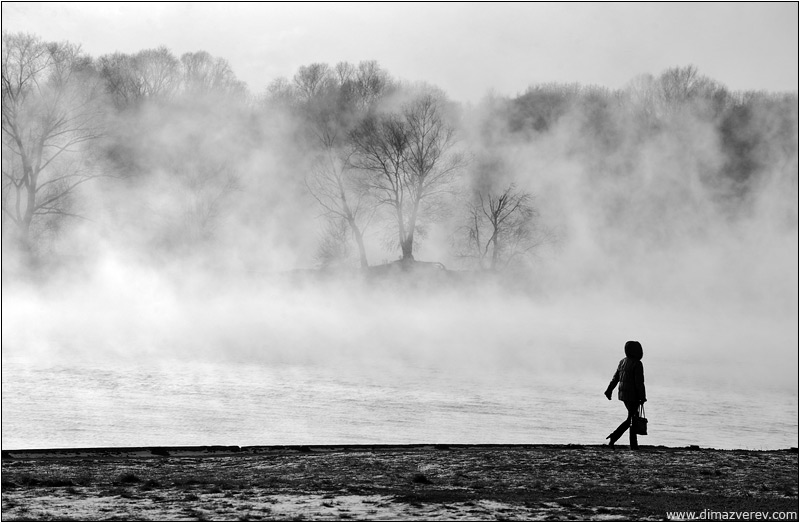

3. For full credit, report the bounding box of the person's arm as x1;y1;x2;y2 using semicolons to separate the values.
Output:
636;361;647;403
604;362;621;400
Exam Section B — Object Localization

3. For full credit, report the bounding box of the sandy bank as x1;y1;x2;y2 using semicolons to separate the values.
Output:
2;444;797;521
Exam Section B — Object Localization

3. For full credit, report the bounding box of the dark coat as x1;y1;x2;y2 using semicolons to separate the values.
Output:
606;341;646;402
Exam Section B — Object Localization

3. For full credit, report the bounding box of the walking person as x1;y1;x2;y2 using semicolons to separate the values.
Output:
604;340;647;450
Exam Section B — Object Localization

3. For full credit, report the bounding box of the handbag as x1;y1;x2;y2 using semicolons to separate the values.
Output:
632;404;648;435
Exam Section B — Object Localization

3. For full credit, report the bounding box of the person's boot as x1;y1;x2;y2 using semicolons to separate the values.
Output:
629;431;639;450
607;418;629;447
606;427;625;447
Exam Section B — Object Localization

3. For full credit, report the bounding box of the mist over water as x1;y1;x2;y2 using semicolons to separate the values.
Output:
3;242;796;449
1;37;797;449
2;356;796;450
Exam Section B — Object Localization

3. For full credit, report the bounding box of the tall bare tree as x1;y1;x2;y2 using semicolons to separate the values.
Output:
306;146;374;268
299;61;393;268
2;32;106;251
351;92;464;261
350;112;412;259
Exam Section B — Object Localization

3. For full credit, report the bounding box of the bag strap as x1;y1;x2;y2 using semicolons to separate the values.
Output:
639;404;646;418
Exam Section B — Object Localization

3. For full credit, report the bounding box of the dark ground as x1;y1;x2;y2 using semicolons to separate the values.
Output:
2;444;798;521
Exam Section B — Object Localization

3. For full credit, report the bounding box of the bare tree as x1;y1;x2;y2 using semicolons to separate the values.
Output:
180;51;246;98
350;112;412;259
334;61;356;86
353;60;390;111
315;216;353;268
458;184;550;270
2;32;106;251
648;65;729;120
293;63;332;102
332;60;392;112
136;47;181;99
657;65;703;109
298;61;393;268
263;76;298;109
350;92;464;261
97;46;181;109
96;52;139;109
306;146;375;268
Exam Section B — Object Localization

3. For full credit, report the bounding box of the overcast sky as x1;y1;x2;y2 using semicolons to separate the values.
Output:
2;2;797;102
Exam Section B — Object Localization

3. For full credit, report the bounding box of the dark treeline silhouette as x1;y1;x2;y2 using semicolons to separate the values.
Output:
2;32;797;281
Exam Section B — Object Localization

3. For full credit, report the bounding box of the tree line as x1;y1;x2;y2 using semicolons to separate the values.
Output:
2;32;797;275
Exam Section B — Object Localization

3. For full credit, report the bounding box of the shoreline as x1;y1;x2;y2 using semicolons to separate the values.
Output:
3;444;798;521
3;442;797;460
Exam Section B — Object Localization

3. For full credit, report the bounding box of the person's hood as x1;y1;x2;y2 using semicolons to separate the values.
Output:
624;341;643;360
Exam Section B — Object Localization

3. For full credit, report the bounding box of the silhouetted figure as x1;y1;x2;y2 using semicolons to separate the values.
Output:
604;340;647;450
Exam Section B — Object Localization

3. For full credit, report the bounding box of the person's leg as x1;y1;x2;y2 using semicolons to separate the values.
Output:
626;401;639;450
607;405;633;445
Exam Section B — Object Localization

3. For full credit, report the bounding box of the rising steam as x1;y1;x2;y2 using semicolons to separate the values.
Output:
2;38;797;415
